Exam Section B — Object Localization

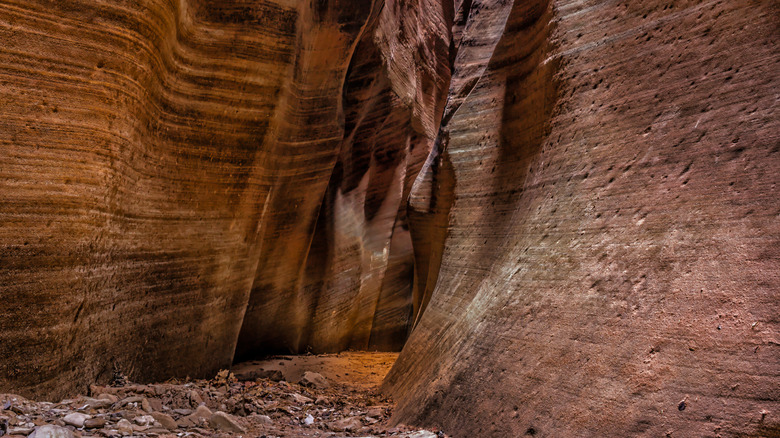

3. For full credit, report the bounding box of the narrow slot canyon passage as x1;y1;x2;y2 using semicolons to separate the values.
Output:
1;0;778;437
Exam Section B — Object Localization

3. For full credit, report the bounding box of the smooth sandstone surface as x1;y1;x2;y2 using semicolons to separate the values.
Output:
385;0;779;436
1;0;778;436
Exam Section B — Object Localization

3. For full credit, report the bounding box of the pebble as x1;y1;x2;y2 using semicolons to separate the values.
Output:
7;427;34;436
366;407;385;418
133;415;155;426
147;398;163;412
83;398;112;410
62;413;90;428
190;405;212;420
290;393;313;404
117;396;143;408
248;414;272;424
188;391;203;407
83;418;106;429
178;405;211;428
328;416;362;432
149;412;176;430
96;394;118;404
28;425;74;438
209;411;245;433
405;431;439;438
298;371;329;389
1;360;445;437
115;419;133;435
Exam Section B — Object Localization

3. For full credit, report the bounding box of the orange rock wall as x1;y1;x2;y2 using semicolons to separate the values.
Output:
0;0;448;398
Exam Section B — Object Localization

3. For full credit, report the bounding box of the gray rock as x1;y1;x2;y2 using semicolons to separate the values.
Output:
82;398;112;410
209;412;245;433
8;426;34;436
133;415;154;426
115;419;133;435
298;371;329;389
405;431;438;438
62;413;90;428
28;425;74;438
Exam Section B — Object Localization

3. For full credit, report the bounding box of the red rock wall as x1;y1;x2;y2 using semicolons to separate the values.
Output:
386;0;780;436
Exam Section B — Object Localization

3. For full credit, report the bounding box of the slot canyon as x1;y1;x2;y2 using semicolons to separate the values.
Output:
0;0;778;436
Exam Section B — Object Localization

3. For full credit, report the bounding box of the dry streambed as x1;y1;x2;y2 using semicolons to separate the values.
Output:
0;353;445;438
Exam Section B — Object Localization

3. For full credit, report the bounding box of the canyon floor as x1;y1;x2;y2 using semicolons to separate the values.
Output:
0;352;445;438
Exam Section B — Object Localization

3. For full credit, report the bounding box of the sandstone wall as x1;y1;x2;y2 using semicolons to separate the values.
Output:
2;0;778;434
235;0;452;358
386;0;780;436
0;0;447;398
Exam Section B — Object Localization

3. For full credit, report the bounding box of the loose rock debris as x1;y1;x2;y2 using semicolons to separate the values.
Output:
0;360;446;438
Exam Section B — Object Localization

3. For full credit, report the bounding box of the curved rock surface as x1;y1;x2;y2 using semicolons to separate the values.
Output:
0;0;446;398
1;0;778;436
386;0;779;436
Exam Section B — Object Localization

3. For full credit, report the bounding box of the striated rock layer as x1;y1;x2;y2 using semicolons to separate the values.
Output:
1;0;778;435
0;0;448;398
386;0;780;436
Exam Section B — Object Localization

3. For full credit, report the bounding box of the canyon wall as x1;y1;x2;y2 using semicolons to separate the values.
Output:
386;0;780;436
234;0;452;358
0;0;448;398
1;0;778;435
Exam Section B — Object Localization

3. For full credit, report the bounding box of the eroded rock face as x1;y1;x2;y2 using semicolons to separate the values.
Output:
1;0;778;435
234;0;452;357
0;0;447;398
386;0;780;436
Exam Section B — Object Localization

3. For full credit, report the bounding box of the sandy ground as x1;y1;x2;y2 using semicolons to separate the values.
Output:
231;352;399;389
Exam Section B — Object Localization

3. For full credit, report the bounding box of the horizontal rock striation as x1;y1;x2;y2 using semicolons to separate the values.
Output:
0;0;448;398
386;0;780;436
1;0;778;435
